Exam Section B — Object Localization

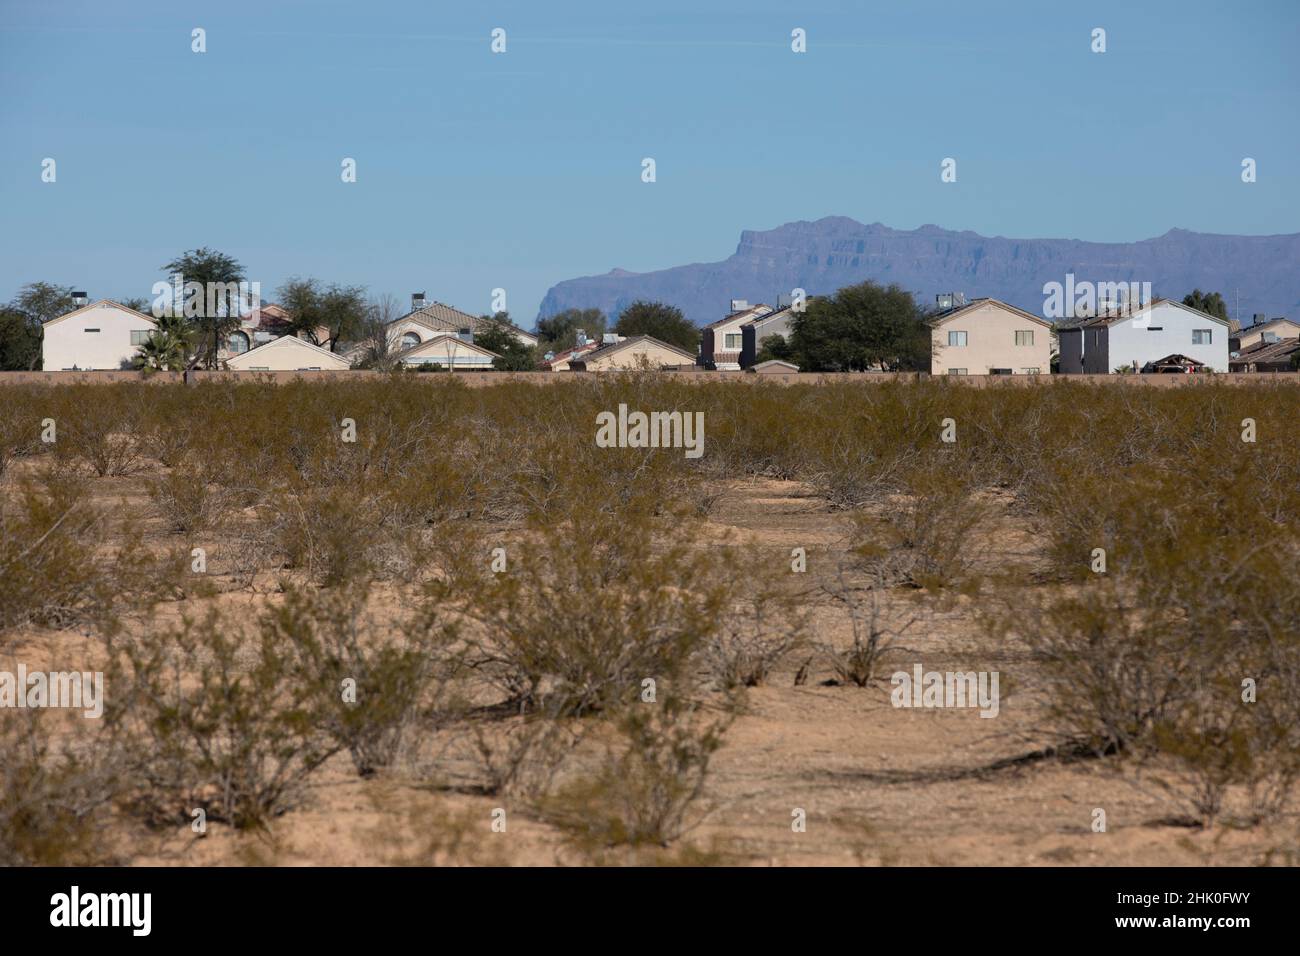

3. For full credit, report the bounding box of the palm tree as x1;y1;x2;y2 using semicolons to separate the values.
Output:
133;314;194;372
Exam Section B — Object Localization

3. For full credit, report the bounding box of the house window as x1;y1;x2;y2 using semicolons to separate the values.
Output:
130;330;150;345
990;368;1013;375
724;333;742;350
948;331;967;347
401;331;421;349
947;368;967;375
1015;330;1034;346
1192;329;1212;345
84;328;100;333
227;331;250;354
1021;368;1041;375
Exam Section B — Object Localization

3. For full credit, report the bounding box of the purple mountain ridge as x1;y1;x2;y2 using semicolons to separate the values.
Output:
536;217;1300;326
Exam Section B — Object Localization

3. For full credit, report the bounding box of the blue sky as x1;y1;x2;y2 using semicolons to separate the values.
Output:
2;0;1297;327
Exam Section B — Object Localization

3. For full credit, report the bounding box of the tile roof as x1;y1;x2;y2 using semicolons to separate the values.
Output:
571;334;696;366
402;302;537;342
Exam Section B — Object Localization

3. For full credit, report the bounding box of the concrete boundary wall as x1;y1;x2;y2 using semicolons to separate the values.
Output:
0;369;1295;387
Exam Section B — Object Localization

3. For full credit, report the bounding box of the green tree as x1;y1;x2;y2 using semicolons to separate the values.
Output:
790;282;930;372
474;316;537;371
0;307;42;371
13;282;77;325
613;300;698;353
1182;289;1230;322
276;278;368;352
754;333;794;364
161;248;246;368
538;308;606;351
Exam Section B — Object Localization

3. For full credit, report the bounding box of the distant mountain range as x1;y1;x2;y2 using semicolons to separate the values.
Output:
537;217;1300;326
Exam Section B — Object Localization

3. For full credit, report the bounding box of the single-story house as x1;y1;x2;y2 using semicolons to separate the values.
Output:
1057;299;1230;374
569;335;696;371
747;359;799;374
929;298;1052;375
1228;337;1300;372
42;297;157;371
542;341;601;371
1230;317;1300;354
225;335;352;371
699;301;773;370
397;333;499;370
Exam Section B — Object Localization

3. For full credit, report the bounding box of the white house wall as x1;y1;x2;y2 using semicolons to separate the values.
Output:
43;303;156;371
1106;303;1229;372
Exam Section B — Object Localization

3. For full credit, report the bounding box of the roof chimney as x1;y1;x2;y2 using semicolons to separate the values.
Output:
412;292;426;312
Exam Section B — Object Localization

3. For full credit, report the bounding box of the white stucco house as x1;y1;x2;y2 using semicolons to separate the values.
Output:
225;335;352;371
42;298;157;370
1057;299;1230;373
699;302;773;370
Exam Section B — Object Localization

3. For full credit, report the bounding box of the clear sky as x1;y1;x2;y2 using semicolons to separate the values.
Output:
2;0;1297;327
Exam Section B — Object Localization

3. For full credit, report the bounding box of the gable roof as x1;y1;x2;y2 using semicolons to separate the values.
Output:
399;333;500;361
226;334;351;368
749;359;800;372
744;306;795;329
1230;337;1300;366
43;298;157;328
927;297;1052;330
400;302;537;343
1234;317;1299;337
1073;298;1230;329
572;334;696;365
704;304;773;331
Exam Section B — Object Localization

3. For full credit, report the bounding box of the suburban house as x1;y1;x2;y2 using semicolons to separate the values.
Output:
569;335;696;371
225;335;351;371
747;359;800;374
1231;317;1299;353
1229;337;1300;372
1057;299;1230;374
388;293;538;352
42;297;157;370
741;305;797;369
221;302;297;361
542;340;601;371
928;296;1052;375
699;301;773;369
397;333;499;370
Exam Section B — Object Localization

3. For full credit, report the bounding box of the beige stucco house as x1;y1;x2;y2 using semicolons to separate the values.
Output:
929;298;1052;375
1232;317;1300;353
699;302;773;369
397;333;499;370
42;298;157;370
225;335;351;371
569;335;696;371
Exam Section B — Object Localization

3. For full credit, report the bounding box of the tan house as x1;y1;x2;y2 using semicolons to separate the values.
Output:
542;341;600;371
569;335;696;371
699;301;773;369
42;298;157;370
391;295;538;350
1228;337;1300;372
747;359;799;374
929;298;1052;375
1231;317;1300;353
397;333;499;370
226;335;352;371
741;306;796;368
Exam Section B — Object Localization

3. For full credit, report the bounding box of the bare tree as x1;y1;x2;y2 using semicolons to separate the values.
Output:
356;293;404;370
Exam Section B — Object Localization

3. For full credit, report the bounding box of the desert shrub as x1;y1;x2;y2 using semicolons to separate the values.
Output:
45;384;145;477
428;510;728;717
270;584;457;777
820;560;924;687
266;487;386;587
0;469;112;632
701;553;808;689
850;466;988;590
146;461;234;535
111;610;339;831
0;712;122;866
539;692;731;849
